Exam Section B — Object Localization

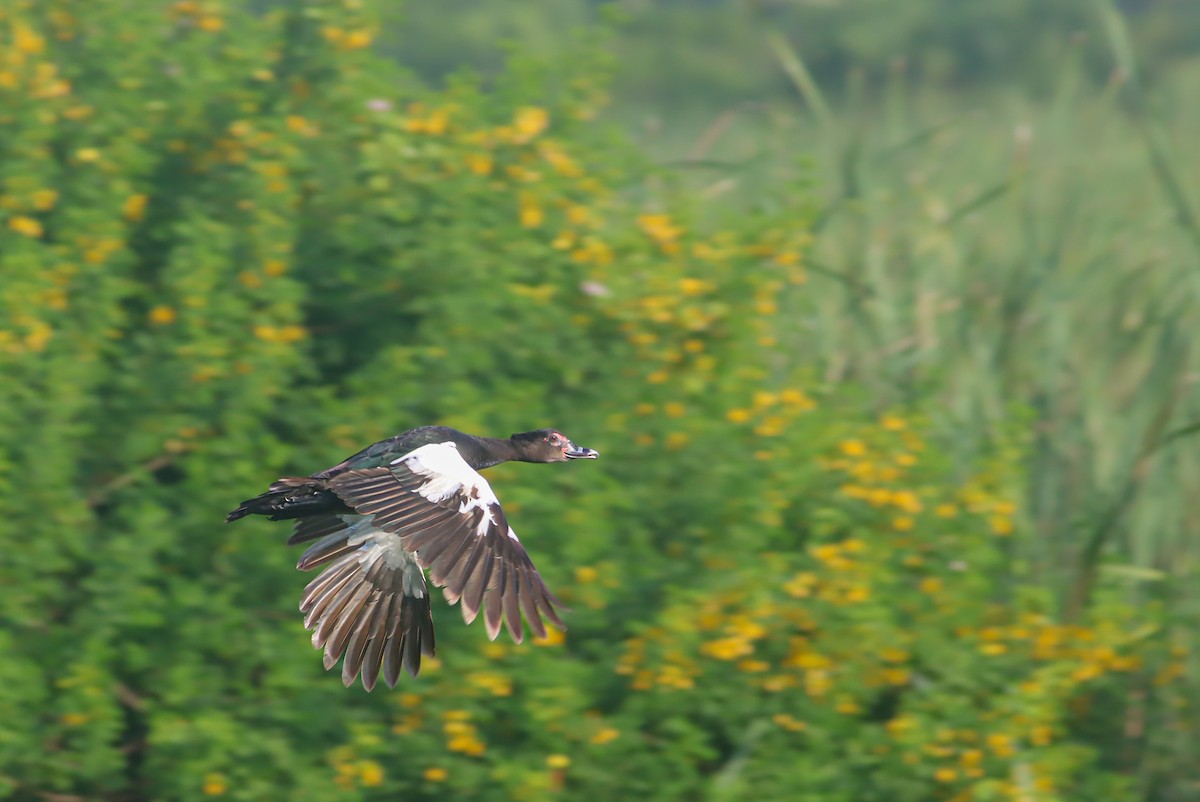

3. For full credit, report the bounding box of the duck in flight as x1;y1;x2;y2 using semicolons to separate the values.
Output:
226;426;599;690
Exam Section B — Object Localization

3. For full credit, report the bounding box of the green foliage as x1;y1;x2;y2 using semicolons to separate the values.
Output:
0;2;1193;802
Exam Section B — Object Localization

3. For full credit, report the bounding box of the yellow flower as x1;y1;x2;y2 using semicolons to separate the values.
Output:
804;669;831;697
726;408;752;424
980;642;1007;656
935;503;958;518
892;490;922;513
277;324;306;343
919;577;942;595
752;391;776;409
8;215;42;238
534;627;565;647
893;516;915;531
989;515;1014;536
934;767;958;783
664;402;686;418
149;305;177;325
424;108;449;135
518;192;543;228
60;712;89;726
424;767;448;782
784;572;816;598
638;213;681;242
513;107;549;142
881;415;906;431
468;671;512;697
678;277;708;296
288;115;320;137
772;713;806;732
32;189;58;211
447;735;486;755
14;23;46;54
76;148;101;163
565;204;590;226
1030;724;1053;746
202;773;227;796
575;566;598;584
198;15;223;32
701;637;753;661
359;760;384;787
123;193;148;221
731;616;768;640
541;142;582;176
762;674;796;692
839;439;866;457
465;152;493;176
666;432;689;450
546;754;571;770
986;733;1015;758
792;651;831;671
590;727;620;745
754;416;784;437
343;29;373;49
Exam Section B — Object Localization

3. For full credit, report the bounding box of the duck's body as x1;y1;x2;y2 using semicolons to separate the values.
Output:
227;426;598;690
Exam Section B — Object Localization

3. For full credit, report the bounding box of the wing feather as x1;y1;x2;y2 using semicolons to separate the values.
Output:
326;444;566;646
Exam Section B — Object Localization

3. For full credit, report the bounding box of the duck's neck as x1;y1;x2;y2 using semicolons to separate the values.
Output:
460;435;522;471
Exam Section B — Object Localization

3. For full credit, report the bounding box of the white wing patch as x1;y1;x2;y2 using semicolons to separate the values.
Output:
391;442;514;539
338;513;426;598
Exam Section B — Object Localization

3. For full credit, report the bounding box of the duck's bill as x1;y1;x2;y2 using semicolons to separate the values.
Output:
565;443;599;459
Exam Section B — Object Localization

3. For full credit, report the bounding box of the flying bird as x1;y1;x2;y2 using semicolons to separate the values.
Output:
226;426;599;690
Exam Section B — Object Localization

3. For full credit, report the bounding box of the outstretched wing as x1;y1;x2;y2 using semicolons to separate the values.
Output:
294;515;435;690
326;442;566;643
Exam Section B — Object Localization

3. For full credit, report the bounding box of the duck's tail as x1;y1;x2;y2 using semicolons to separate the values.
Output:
225;477;351;523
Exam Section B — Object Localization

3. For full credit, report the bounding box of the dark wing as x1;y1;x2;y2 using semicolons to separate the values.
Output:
293;515;435;690
326;442;566;644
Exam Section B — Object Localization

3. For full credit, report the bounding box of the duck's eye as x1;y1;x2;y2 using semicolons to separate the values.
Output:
547;435;561;446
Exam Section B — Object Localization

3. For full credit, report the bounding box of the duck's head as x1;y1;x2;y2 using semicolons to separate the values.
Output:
510;429;600;463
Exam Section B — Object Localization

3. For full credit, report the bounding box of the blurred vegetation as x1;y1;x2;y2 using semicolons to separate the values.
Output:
1;1;1198;801
393;0;1200;104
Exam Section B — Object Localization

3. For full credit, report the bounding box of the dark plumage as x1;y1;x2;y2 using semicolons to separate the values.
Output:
227;426;598;690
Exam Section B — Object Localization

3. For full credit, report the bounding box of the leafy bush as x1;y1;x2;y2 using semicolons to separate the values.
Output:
0;2;1190;801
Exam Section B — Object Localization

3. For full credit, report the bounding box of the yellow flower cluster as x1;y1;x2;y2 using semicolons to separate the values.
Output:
637;213;682;254
724;388;817;440
329;746;386;789
321;26;375;51
442;710;486;757
253;323;306;344
467;670;513;697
